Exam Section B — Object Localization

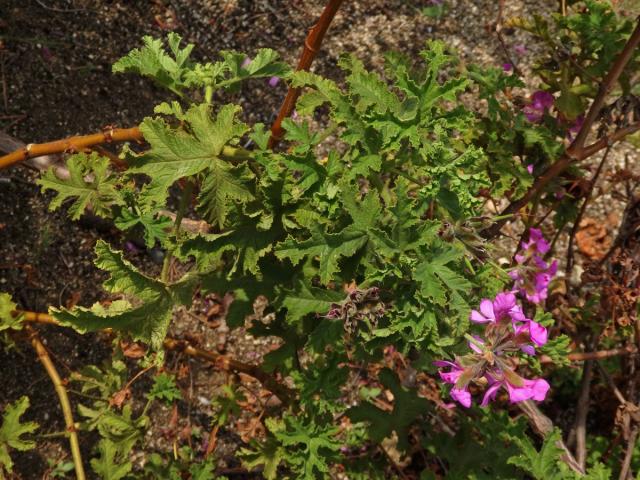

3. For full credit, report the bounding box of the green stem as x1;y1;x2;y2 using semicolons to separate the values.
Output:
464;333;485;352
391;167;426;187
161;181;194;283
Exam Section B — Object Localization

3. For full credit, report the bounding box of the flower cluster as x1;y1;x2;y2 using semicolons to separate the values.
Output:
435;228;557;408
510;228;558;304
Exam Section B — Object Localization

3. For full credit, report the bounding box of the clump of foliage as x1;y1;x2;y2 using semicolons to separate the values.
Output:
1;1;640;478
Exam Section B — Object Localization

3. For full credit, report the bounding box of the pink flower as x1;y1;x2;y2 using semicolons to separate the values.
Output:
434;361;473;408
523;91;554;123
451;387;472;408
241;57;252;69
523;228;551;256
505;378;550;403
503;63;513;72
527;164;534;174
481;373;550;405
513;318;548;352
268;76;280;87
470;292;523;324
514;44;527;55
433;360;463;385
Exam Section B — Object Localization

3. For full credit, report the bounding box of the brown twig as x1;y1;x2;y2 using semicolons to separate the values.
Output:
267;0;345;148
26;326;86;480
566;146;612;278
162;338;293;405
483;120;640;239
536;345;638;364
568;339;595;470
17;311;293;405
0;127;142;170
619;427;638;480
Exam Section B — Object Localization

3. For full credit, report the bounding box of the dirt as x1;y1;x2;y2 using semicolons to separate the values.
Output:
0;0;570;478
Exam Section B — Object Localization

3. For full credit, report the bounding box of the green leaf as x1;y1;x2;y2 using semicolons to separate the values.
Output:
113;32;194;96
240;437;286;480
197;160;254;229
0;293;23;332
0;397;38;474
147;373;182;404
340;54;400;115
275;225;369;285
224;48;290;80
414;246;471;306
179;216;280;277
340;186;382;231
52;240;194;349
556;90;583;120
267;415;341;479
189;458;218;480
347;369;429;451
114;209;172;248
280;281;344;324
507;428;568;479
38;152;123;220
90;439;132;480
282;119;323;154
130;103;249;213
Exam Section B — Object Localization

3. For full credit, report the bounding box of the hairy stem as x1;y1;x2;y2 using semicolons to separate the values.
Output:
27;326;86;480
268;0;346;148
0;126;252;171
161;180;194;283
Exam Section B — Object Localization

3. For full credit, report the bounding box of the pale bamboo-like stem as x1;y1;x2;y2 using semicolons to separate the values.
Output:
0;126;251;172
0;127;142;170
26;326;86;480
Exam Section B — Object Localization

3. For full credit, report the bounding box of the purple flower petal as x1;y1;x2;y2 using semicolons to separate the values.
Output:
268;76;280;87
531;91;554;110
503;63;513;72
514;44;527;55
528;320;548;346
470;309;490;323
520;344;536;355
451;387;472;408
479;299;495;320
527;164;534;174
242;57;252;68
529;378;550;401
480;382;502;406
